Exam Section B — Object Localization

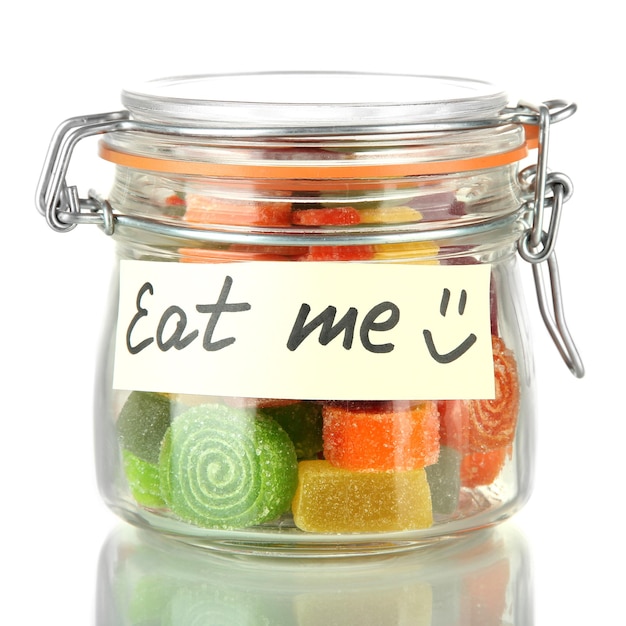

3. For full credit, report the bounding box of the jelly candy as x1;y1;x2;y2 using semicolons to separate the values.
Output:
299;245;375;261
184;194;292;227
165;193;186;207
291;206;361;225
466;336;520;452
159;404;298;529
439;336;520;454
460;446;510;488
358;204;423;224
323;401;440;471
408;191;466;222
259;402;323;460
121;449;165;508
292;461;433;533
425;445;462;515
373;240;440;263
117;391;173;465
438;399;471;453
178;245;298;263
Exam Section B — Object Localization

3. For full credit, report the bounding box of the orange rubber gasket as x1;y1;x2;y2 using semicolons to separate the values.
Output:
98;141;529;180
523;124;539;149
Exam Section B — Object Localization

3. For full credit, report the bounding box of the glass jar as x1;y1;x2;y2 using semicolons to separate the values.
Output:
37;72;583;556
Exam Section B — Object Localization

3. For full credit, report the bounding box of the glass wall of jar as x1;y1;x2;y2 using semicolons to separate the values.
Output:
93;114;535;555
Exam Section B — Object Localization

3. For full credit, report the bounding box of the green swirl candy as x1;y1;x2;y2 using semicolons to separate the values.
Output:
159;404;298;530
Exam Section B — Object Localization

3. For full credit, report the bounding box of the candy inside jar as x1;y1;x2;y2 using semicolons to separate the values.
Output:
114;339;520;537
37;72;583;555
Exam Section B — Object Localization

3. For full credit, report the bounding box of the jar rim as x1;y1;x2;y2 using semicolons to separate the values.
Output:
121;71;510;130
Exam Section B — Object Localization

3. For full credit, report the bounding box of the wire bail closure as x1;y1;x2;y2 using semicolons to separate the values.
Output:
513;101;584;378
35;99;584;377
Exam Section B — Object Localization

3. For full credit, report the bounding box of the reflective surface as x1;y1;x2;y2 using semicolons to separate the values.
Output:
96;521;532;625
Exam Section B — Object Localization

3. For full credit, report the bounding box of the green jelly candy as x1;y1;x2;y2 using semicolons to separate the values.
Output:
117;391;173;464
425;445;462;515
259;402;323;459
122;449;166;508
159;404;298;530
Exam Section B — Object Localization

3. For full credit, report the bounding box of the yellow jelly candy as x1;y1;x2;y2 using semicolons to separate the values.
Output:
292;461;433;533
358;205;423;224
373;240;440;263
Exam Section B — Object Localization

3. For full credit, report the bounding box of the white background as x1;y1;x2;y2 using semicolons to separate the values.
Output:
3;1;623;623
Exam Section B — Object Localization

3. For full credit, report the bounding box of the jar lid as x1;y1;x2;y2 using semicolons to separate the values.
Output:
121;71;510;130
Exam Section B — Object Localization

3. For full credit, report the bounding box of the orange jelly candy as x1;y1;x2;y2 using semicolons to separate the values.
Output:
292;460;433;533
184;194;292;227
460;446;510;488
439;336;520;454
467;336;520;453
323;401;440;471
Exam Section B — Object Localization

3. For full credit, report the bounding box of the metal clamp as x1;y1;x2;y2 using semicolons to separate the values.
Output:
513;100;584;378
518;170;573;264
35;111;130;233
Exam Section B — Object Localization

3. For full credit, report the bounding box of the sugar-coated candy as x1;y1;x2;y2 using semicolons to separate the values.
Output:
407;190;466;222
425;445;461;515
259;402;323;460
184;194;292;226
159;404;298;529
292;461;433;533
439;336;520;453
178;245;298;263
373;240;440;264
323;401;440;471
358;205;423;224
466;336;519;452
121;449;165;508
460;446;510;488
438;399;471;453
291;206;361;225
299;245;375;261
117;391;173;464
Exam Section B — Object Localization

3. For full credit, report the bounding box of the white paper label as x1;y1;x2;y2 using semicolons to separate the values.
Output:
113;260;495;400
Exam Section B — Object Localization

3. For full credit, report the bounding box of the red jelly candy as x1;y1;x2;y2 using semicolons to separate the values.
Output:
438;399;471;452
300;245;375;261
165;193;186;207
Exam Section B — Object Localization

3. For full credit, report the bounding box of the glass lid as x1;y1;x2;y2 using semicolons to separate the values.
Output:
121;71;510;130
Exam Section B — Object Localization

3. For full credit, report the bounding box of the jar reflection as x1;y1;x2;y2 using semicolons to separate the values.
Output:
96;521;532;625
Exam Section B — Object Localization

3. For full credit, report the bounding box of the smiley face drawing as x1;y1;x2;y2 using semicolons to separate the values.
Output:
423;288;477;363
